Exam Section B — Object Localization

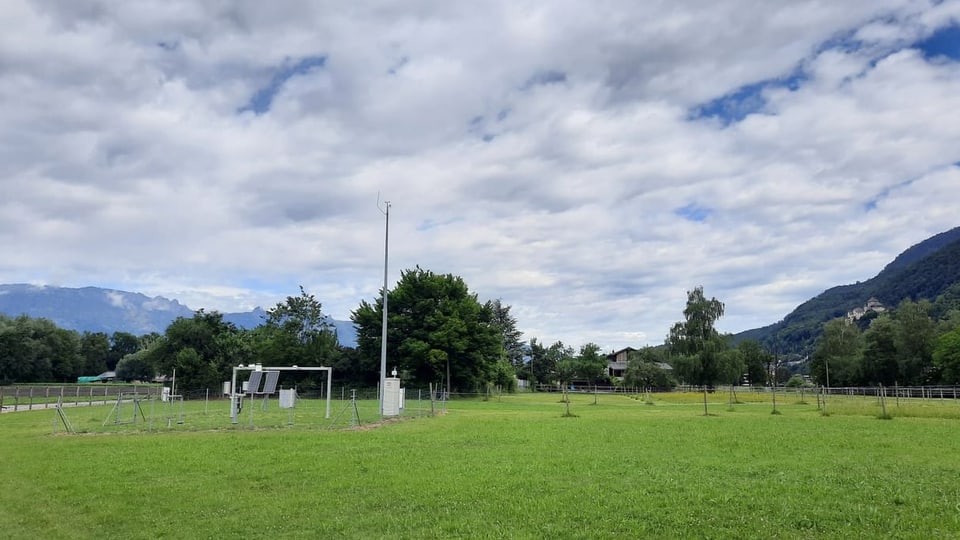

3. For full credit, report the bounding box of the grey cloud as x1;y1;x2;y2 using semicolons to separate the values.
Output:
1;1;959;350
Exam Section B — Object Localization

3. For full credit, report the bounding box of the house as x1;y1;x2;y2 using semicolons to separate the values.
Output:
606;347;674;380
846;297;886;322
606;347;636;378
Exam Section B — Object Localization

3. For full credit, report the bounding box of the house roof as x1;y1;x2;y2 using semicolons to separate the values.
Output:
606;347;636;360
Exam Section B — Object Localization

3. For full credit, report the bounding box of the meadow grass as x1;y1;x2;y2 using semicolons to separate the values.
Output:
2;392;960;539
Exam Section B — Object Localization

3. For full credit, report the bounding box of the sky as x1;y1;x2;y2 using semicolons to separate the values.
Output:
2;1;959;352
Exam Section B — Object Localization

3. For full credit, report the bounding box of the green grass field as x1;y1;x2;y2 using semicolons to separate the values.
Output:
2;392;959;539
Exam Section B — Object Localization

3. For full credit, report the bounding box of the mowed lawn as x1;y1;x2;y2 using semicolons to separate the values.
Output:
2;392;960;539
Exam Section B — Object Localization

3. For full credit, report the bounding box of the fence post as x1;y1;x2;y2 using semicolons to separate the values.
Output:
29;387;34;410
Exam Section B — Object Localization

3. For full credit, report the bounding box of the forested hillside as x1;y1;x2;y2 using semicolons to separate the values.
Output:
736;227;960;354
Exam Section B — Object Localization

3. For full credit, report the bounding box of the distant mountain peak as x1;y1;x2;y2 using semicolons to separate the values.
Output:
0;284;357;347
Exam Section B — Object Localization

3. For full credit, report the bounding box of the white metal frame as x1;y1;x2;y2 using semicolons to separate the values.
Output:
229;364;332;424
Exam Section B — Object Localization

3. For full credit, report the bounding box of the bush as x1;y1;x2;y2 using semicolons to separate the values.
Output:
785;375;807;388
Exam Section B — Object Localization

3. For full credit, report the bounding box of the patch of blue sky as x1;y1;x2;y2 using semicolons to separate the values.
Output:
691;18;933;127
864;178;916;212
417;217;462;231
674;203;712;223
239;55;327;115
468;109;509;142
417;219;437;231
521;70;567;90
915;23;960;61
689;67;806;126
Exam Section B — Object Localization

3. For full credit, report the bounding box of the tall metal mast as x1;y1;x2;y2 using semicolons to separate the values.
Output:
378;197;391;416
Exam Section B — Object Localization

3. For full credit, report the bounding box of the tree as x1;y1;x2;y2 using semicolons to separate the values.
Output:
810;318;862;387
933;327;960;384
109;332;141;371
352;267;501;393
893;299;936;384
717;346;745;407
489;358;518;392
736;340;770;386
79;332;111;376
623;347;676;389
862;316;898;386
115;349;156;381
148;310;242;391
576;342;608;403
667;286;726;415
485;299;526;373
252;286;340;372
527;338;553;388
0;316;84;383
330;346;379;387
546;341;575;387
0;315;52;383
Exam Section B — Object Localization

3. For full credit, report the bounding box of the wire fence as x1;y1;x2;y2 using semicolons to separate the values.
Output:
2;383;452;434
4;382;959;413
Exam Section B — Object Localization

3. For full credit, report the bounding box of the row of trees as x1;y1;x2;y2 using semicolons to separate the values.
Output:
0;315;144;385
0;287;345;390
6;272;959;395
809;299;960;386
0;271;530;393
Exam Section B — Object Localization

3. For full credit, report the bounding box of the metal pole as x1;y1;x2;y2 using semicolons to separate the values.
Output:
379;199;391;416
230;365;240;424
325;367;333;419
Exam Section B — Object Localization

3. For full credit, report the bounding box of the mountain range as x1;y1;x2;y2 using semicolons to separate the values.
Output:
735;226;960;354
3;225;958;355
0;284;358;347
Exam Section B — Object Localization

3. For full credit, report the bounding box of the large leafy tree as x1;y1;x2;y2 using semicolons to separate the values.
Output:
737;340;771;387
862;316;898;386
933;327;960;383
485;299;526;372
251;286;340;371
810;318;862;387
623;346;675;389
148;310;244;391
0;315;82;383
352;267;501;393
667;286;726;415
527;337;554;387
893;299;936;384
79;332;111;376
115;349;156;381
575;342;609;389
109;332;141;371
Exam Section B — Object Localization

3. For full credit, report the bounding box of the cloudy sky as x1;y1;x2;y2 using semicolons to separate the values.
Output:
2;1;959;351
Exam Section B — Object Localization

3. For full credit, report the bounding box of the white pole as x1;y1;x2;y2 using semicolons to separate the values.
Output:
379;199;391;416
230;365;240;424
325;367;333;419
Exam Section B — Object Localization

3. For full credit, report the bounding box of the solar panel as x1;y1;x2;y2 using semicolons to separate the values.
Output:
246;371;264;395
261;371;280;395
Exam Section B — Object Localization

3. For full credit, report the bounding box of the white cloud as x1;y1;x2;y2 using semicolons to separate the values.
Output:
1;0;959;351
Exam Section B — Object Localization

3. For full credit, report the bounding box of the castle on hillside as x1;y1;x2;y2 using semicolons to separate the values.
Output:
846;297;886;322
